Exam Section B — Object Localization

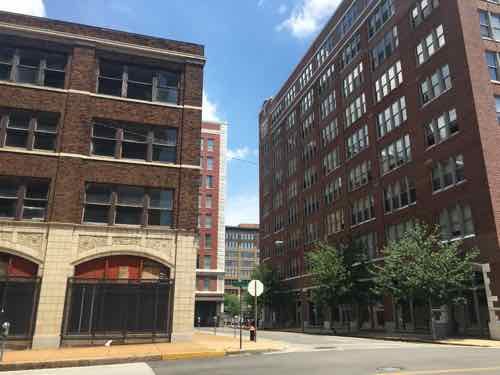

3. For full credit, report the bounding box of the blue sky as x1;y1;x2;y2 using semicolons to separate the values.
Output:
0;0;341;225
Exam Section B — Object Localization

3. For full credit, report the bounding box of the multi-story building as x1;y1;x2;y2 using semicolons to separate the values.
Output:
194;121;227;325
0;11;204;348
259;0;500;339
225;224;259;296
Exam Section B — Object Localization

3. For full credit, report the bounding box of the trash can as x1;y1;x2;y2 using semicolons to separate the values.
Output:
249;326;256;342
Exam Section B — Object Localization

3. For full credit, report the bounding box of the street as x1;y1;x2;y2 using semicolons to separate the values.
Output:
5;330;500;375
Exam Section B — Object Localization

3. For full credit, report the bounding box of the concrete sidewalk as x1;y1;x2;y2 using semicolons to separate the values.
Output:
0;332;286;372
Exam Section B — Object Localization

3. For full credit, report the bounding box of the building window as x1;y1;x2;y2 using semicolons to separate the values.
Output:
348;160;372;191
205;195;213;209
318;64;334;96
439;204;474;241
380;134;412;175
205;214;212;229
321;119;339;146
371;26;399;70
91;122;177;163
496;96;500;123
346;124;369;159
0;177;50;221
386;220;414;243
207;139;215;152
203;278;210;291
205;233;212;248
305;222;320;245
351;195;375;226
375;61;403;103
324;176;342;205
432;154;465;192
322;148;340;175
377;96;407;138
205;175;214;189
354;232;377;259
0;46;66;88
301;113;315;139
345;93;366;128
320;91;336;120
299;63;313;89
1;110;59;151
286;111;296;129
207;157;214;171
288;181;298;200
420;64;452;106
368;0;395;38
340;33;361;70
417;25;446;65
326;208;345;235
383;177;417;214
204;256;212;269
98;60;179;104
424;108;458;146
304;194;320;216
301;90;314;115
411;0;439;28
486;51;500;81
303;167;318;189
83;183;173;226
342;62;363;98
479;10;500;40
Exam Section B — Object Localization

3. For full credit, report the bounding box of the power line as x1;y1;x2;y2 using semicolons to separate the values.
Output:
229;157;258;166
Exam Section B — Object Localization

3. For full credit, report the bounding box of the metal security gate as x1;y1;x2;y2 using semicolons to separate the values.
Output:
61;278;174;346
0;277;41;348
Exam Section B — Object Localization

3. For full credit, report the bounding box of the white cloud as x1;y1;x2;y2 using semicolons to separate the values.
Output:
225;193;259;226
202;92;221;122
258;0;265;7
0;0;46;17
277;4;288;14
277;0;341;39
227;147;251;161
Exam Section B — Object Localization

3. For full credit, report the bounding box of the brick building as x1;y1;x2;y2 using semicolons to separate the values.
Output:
225;224;259;296
259;0;500;338
0;11;204;348
194;121;227;325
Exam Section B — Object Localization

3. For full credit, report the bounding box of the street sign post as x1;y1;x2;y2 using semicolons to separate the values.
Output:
248;280;264;342
233;280;248;350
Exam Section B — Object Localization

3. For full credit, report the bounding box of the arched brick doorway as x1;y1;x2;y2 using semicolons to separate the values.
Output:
0;253;40;348
61;255;173;346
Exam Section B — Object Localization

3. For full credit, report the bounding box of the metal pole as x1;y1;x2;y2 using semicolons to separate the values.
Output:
254;280;257;343
0;337;4;362
239;286;242;350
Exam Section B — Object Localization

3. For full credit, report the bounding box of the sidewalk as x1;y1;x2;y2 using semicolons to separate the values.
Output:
0;332;286;372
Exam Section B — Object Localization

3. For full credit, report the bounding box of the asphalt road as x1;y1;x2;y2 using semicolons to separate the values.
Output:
6;330;500;375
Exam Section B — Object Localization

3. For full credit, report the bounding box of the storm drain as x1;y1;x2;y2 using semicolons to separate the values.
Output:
377;367;403;373
313;346;336;350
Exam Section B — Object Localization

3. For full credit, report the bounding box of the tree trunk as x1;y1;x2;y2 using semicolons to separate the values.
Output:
429;298;437;340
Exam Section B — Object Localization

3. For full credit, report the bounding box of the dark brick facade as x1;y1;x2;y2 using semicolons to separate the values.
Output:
259;0;500;332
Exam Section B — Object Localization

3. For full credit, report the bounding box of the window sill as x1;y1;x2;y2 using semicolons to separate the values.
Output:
0;79;68;94
425;131;460;152
432;179;467;195
350;217;376;229
381;161;411;177
440;233;476;244
384;201;417;216
421;87;452;109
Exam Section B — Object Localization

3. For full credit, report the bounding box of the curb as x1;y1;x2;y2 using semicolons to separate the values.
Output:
340;334;496;348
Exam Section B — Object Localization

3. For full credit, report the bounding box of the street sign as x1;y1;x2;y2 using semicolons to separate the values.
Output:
248;279;264;297
234;280;248;289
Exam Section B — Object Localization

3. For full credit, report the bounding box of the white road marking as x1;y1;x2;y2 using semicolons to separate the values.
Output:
2;362;155;375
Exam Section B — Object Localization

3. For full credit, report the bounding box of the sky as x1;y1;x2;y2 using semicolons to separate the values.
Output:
0;0;341;225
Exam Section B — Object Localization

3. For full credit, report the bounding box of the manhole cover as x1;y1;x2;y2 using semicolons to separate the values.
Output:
377;367;403;373
314;346;336;350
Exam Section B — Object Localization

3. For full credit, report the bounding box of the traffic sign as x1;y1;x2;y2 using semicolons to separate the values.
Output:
248;279;264;297
233;280;248;289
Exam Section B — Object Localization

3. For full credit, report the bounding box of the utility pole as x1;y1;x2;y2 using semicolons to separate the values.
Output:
239;285;243;350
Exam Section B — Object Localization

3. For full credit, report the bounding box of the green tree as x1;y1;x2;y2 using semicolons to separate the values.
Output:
224;293;240;317
372;223;478;338
306;241;373;326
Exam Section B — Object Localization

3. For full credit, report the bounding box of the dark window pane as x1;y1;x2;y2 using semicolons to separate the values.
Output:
34;133;56;150
0;199;16;218
98;78;122;96
92;139;116;157
100;62;123;78
128;66;153;83
158;71;178;87
127;82;152;101
0;47;14;63
0;65;11;80
6;129;28;148
115;207;142;225
9;113;31;129
17;66;38;84
37;113;58;132
85;184;112;204
93;124;116;138
22;200;46;220
46;54;66;70
149;189;173;209
123;127;148;142
117;186;144;205
25;182;49;199
153;128;177;146
122;142;147;160
153;145;176;162
83;204;109;223
0;180;17;197
19;50;42;67
157;88;178;104
148;209;172;226
44;70;65;88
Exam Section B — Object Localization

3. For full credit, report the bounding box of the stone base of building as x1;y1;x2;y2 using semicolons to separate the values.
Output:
32;335;60;349
171;331;194;342
489;321;500;340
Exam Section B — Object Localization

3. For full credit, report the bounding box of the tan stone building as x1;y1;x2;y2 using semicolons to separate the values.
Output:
0;11;204;348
